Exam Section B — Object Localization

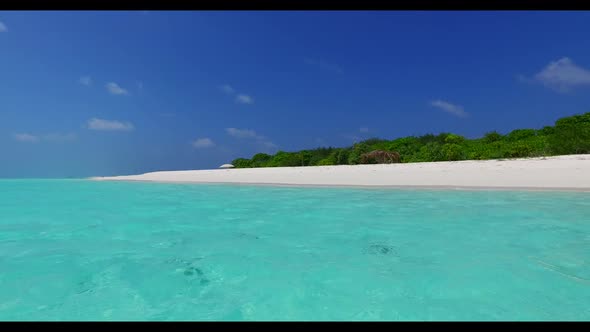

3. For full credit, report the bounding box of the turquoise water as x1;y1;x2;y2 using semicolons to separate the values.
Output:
0;179;589;321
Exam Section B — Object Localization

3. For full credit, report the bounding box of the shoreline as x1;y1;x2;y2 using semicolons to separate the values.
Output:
88;179;590;193
90;154;590;192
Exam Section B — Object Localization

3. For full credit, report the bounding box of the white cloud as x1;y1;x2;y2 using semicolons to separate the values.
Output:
220;84;255;105
13;132;77;143
226;128;258;139
533;57;590;92
304;57;343;74
359;127;369;133
13;133;39;143
220;84;235;94
236;94;254;105
87;118;134;131
430;100;468;118
79;76;92;86
192;138;215;148
0;21;7;32
105;82;129;95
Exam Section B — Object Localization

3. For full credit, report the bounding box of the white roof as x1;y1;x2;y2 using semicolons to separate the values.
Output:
219;164;235;169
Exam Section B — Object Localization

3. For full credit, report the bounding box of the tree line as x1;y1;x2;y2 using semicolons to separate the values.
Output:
231;112;590;168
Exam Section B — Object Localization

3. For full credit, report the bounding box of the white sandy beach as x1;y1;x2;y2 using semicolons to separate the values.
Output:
91;154;590;191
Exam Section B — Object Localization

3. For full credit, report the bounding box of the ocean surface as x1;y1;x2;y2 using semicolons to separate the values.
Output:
0;179;589;321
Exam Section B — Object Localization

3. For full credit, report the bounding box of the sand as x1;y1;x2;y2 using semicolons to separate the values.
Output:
90;154;590;191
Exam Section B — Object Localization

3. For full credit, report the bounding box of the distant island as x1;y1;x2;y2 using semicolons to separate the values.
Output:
93;111;590;191
231;112;590;168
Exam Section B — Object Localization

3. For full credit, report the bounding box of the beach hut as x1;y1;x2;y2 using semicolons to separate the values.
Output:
219;164;235;169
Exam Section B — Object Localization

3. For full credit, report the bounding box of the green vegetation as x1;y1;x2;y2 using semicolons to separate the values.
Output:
231;112;590;168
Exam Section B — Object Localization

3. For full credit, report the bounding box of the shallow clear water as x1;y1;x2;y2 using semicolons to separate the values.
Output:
0;179;589;321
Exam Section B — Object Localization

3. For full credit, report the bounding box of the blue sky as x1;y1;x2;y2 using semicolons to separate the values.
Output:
2;11;590;177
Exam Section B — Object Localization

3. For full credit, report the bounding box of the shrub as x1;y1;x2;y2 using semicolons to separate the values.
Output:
416;142;444;162
317;158;336;166
444;133;466;145
506;128;537;142
548;112;590;154
267;151;301;167
251;153;272;167
441;143;464;161
359;150;401;164
232;158;252;168
334;149;350;165
417;134;437;145
348;142;372;164
504;142;534;158
538;126;555;136
483;131;502;143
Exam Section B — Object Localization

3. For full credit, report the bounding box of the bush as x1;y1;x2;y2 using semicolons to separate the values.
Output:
308;147;335;165
442;143;465;161
298;151;313;166
506;128;537;142
483;131;502;143
417;134;437;145
388;137;421;162
435;133;452;144
267;151;301;167
415;142;444;162
444;134;466;145
348;143;372;164
250;153;272;167
334;149;350;165
504;142;534;158
359;150;401;164
548;112;590;154
538;126;555;136
317;158;336;166
467;151;483;160
232;158;252;168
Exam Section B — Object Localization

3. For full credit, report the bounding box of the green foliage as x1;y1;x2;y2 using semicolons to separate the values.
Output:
548;112;590;154
538;126;555;136
444;134;466;145
266;151;301;167
334;149;350;165
506;128;537;142
410;142;444;162
483;131;502;143
317;158;336;166
416;134;437;145
231;112;590;168
348;142;373;164
231;158;252;168
308;147;335;165
504;141;534;158
441;143;464;161
435;133;452;144
250;153;272;167
387;137;422;162
298;151;313;166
